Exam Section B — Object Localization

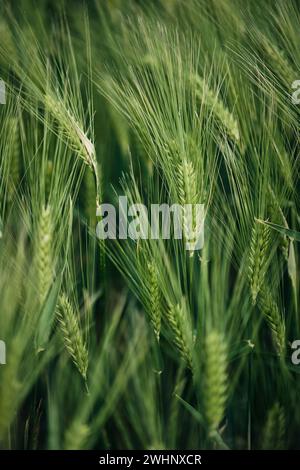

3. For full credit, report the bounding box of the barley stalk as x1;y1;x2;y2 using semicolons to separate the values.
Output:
44;94;104;269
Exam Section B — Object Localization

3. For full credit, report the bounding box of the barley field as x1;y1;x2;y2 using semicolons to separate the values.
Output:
0;0;300;451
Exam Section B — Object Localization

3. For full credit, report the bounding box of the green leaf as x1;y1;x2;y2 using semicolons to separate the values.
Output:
175;394;205;424
255;219;300;241
175;394;230;449
35;274;62;353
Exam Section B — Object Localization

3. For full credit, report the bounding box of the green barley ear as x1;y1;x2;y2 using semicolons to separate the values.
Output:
258;288;286;356
260;36;296;86
166;299;193;370
64;420;90;450
57;293;88;381
193;75;240;145
177;158;203;257
262;402;285;450
44;94;100;204
178;159;198;207
248;220;270;304
145;261;161;341
44;95;93;167
203;330;228;436
35;204;53;303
